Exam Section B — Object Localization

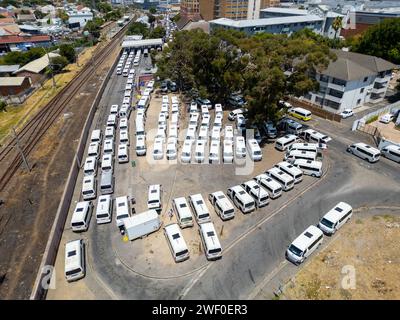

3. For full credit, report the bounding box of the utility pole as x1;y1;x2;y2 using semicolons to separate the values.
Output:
12;127;30;172
43;47;56;88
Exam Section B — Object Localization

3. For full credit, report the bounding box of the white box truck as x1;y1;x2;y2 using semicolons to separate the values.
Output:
122;209;162;241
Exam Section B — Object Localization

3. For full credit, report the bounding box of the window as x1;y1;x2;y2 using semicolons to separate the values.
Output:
363;77;368;82
360;88;365;93
357;99;361;105
332;78;346;86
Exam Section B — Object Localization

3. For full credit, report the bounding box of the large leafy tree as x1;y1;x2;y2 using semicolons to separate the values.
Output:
353;18;400;64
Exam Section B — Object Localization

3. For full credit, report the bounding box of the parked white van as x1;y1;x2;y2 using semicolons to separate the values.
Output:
242;180;269;207
299;129;332;144
189;113;199;128
136;135;146;156
247;139;262;161
88;142;100;159
101;154;114;173
164;223;190;262
71;201;93;232
166;137;178;160
119;117;128;130
318;202;353;235
194;140;206;163
286;225;323;265
201;114;210;128
107;114;117;127
223;139;233;163
285;150;317;163
201;104;210;116
224;125;234;141
215;103;223;115
65;239;85;282
275;161;303;184
168;124;178;139
110;104;119;116
90;129;102;144
137;96;149;110
119;129;130;146
227;185;255;213
288;142;319;153
82;175;96;200
171;104;179;116
189;193;211;224
120;104;130;119
185;125;196;141
118;144;129;163
347;142;381;163
235;136;246;158
180;139;193;163
162;95;169;104
148;184;162;211
380;144;400;163
104;126;115;141
158;113;167;128
100;171;114;195
199;222;222;260
83;156;97;176
153;138;164;160
214;114;223;129
170;113;179;129
161;104;169;118
115;196;131;230
96;195;113;224
228;108;245;121
254;174;282;199
211;126;220;141
293;159;323;177
266;167;294;191
208;191;235;220
198;126;209;141
173;197;194;228
103;139;114;155
135;120;145;137
209;140;220;164
275;134;298;151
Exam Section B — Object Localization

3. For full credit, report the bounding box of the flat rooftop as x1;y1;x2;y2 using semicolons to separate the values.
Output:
210;15;323;28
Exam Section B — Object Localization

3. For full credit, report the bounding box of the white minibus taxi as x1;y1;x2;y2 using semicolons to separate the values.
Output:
118;144;129;163
136;135;146;156
347;142;381;163
223;139;233;163
235;136;246;158
170;113;179;129
201;114;210;128
119;129;130;146
185;125;196;141
288;142;318;153
254;174;282;199
199;222;222;260
293;159;323;178
381;144;400;163
189;113;199;128
82;175;96;200
162;95;169;104
65;239;85;282
300;129;332;144
211;126;220;141
215;104;223;115
71;201;93;232
115;196;131;230
119;117;128;130
208;191;235;220
198;126;209;141
266;167;294;191
107;114;117;127
96;195;112;224
110;104;119;117
147;183;162;213
227;185;255;214
135;120;145;137
275;134;298;151
247;139;262;161
189;193;211;224
275;161;303;184
166;137;178;160
286;225;323;265
104;126;115;141
164;223;190;262
224;125;234;141
103;139;114;155
242;180;269;207
194;140;206;163
100;171;114;195
285;150;317;163
153;138;164;160
180;139;193;163
209;140;220;164
83;156;97;176
101;154;114;173
173;197;194;228
318;202;353;235
90;129;102;144
168;124;178;139
87;142;100;159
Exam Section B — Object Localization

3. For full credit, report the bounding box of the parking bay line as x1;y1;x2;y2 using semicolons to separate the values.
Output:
178;157;332;299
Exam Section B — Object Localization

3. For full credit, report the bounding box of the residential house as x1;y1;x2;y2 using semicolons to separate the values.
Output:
13;52;60;85
305;49;397;114
0;34;52;53
0;76;32;96
0;65;20;76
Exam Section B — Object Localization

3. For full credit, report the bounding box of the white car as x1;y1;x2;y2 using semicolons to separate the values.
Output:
379;113;394;124
340;109;354;119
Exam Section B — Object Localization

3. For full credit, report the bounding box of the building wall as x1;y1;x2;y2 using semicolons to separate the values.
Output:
260;0;280;9
200;0;254;21
0;78;31;96
68;14;93;28
15;71;45;86
181;0;201;20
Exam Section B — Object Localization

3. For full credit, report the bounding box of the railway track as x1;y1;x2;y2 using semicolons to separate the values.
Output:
0;21;131;193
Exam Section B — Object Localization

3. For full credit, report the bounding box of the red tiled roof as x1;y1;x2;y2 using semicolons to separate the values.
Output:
0;18;15;24
0;34;50;44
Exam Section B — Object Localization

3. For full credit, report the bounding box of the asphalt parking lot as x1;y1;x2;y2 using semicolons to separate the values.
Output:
46;52;400;300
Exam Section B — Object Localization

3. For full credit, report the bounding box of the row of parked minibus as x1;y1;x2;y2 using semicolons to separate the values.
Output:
116;49;141;76
65;57;139;281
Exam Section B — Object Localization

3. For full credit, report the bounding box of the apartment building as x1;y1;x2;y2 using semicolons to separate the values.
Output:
181;0;201;20
305;49;396;114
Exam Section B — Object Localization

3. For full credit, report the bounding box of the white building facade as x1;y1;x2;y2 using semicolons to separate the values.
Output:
305;49;396;114
67;8;93;28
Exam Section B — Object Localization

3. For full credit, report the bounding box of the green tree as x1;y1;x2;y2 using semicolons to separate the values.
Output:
172;13;180;23
149;7;157;14
147;13;155;24
34;9;46;19
353;18;400;64
57;9;69;24
127;22;149;38
149;26;166;39
59;44;76;63
332;16;343;39
50;55;68;73
98;2;112;14
0;101;7;112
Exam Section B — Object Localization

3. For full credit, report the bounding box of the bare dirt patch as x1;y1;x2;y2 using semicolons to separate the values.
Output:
284;214;400;300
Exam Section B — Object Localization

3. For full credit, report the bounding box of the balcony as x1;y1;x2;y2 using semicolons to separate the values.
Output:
327;82;346;91
375;76;389;84
372;86;387;94
324;93;343;104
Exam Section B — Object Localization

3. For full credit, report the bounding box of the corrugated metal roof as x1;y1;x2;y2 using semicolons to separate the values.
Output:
15;52;60;74
210;15;323;28
260;8;308;15
0;64;20;73
0;76;27;86
121;38;163;49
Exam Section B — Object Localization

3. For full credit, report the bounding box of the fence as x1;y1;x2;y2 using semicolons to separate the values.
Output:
29;52;120;301
353;100;400;131
287;97;342;122
1;87;36;104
